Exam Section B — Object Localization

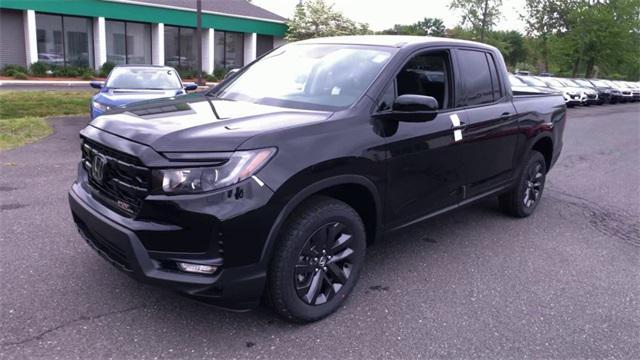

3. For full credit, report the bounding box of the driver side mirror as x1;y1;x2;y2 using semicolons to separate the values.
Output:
373;94;439;122
183;82;198;91
89;81;103;89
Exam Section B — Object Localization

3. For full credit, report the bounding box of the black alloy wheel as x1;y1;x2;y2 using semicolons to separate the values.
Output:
499;150;547;218
295;222;355;305
268;196;366;323
523;162;544;209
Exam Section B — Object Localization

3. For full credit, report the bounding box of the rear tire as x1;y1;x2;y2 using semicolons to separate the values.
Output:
499;151;547;218
267;196;366;323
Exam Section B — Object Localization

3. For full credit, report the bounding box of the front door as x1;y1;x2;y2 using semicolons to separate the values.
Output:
379;50;467;228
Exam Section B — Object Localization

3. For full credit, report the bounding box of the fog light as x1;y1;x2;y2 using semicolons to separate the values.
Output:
177;262;217;274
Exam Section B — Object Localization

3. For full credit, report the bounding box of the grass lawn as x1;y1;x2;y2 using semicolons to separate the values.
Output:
0;90;93;150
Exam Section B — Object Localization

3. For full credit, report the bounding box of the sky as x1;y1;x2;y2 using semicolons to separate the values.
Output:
252;0;528;32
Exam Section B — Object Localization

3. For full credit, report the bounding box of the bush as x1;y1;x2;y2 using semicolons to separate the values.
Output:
29;62;49;77
1;64;28;77
81;70;95;80
13;71;28;80
99;62;115;78
176;67;197;80
212;67;229;82
51;66;94;78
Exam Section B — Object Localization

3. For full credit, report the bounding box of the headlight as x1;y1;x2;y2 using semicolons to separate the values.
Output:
92;101;110;112
155;148;276;194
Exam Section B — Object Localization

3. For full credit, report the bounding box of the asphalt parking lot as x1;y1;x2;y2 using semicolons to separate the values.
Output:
1;103;638;359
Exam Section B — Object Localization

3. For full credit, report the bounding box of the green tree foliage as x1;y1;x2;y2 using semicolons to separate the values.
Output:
285;0;371;41
449;0;503;41
521;0;576;72
521;0;639;79
380;18;446;36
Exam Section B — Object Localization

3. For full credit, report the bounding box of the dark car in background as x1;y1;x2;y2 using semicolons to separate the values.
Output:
69;36;566;323
574;78;611;104
89;65;198;119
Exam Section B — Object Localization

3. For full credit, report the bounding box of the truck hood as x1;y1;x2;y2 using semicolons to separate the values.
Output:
89;93;332;152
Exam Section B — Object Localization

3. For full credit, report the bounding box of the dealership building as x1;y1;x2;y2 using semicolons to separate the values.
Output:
0;0;287;73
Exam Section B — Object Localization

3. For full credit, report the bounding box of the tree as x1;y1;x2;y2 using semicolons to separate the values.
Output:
488;30;528;68
285;0;371;41
449;0;503;42
380;17;446;36
418;18;447;36
521;0;575;72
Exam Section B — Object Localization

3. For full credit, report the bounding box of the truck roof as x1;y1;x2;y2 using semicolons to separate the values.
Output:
297;35;497;51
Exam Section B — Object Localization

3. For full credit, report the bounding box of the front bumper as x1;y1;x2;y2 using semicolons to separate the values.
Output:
69;166;277;310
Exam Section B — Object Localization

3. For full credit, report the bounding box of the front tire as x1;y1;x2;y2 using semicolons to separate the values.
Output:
499;151;547;218
267;196;366;323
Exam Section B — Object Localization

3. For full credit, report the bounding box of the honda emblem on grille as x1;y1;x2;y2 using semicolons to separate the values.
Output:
91;154;107;182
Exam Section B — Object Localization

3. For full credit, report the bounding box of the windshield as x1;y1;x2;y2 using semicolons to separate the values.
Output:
559;78;579;87
216;44;396;110
574;79;592;87
542;78;565;88
509;74;528;86
106;67;182;90
519;76;547;87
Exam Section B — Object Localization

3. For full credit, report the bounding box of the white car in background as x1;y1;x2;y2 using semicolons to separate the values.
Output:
515;75;581;107
536;76;594;106
556;78;598;105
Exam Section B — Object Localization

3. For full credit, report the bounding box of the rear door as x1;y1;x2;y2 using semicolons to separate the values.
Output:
453;48;519;199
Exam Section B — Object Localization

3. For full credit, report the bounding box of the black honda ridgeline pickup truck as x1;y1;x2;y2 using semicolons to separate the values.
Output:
69;36;566;323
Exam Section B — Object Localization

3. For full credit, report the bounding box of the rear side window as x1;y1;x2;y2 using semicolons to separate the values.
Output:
486;53;502;100
457;49;495;106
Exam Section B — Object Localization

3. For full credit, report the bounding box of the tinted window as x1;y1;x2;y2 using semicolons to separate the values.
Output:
486;53;502;99
396;52;450;109
377;81;396;111
458;50;493;106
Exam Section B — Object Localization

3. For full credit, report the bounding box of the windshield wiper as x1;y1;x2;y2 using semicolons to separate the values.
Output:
205;94;220;119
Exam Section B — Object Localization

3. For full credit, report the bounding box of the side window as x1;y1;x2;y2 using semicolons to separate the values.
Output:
457;49;494;106
486;53;502;100
377;80;396;112
395;51;450;109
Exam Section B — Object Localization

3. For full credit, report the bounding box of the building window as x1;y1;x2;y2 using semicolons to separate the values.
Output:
256;34;273;57
214;31;244;69
36;13;93;68
164;26;197;70
105;20;151;66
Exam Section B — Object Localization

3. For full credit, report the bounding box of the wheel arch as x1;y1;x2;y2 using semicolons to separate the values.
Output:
259;174;383;266
530;135;554;171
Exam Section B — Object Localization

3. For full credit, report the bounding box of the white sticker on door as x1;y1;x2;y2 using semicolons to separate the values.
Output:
450;114;463;142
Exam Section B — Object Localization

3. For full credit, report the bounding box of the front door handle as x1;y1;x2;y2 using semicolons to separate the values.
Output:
451;121;467;130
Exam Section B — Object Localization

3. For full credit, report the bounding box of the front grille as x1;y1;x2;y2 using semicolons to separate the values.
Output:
81;139;150;216
587;94;596;99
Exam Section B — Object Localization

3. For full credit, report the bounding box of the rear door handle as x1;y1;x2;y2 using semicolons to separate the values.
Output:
500;112;511;120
